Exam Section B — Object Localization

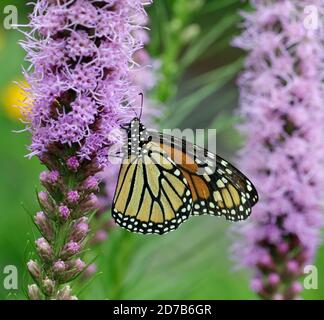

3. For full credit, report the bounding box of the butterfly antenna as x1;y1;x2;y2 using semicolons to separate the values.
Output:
139;93;144;120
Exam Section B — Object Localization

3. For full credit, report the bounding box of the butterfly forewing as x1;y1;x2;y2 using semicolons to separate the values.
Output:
112;140;193;235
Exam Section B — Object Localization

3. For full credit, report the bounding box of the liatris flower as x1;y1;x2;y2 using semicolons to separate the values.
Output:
21;0;151;300
232;0;324;300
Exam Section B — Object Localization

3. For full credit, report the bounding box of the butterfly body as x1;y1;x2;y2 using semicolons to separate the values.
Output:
112;118;258;235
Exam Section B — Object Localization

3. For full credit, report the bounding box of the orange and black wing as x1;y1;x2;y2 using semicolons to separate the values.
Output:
151;132;258;222
112;141;193;234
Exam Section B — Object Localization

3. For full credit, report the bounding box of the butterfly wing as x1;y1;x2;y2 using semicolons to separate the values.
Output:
151;132;258;222
112;141;193;234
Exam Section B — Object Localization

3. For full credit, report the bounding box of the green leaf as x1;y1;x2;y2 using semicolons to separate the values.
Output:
165;60;241;128
180;14;237;69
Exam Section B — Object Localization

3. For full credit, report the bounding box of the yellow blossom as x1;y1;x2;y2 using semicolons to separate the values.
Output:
1;81;31;120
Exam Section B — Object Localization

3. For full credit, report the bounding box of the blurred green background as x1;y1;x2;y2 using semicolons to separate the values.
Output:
0;0;323;300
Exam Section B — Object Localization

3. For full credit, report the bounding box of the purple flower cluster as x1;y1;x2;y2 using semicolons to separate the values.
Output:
233;0;324;299
22;0;150;165
21;0;151;300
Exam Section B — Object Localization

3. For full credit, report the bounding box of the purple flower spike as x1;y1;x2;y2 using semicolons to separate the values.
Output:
232;0;324;300
21;0;152;300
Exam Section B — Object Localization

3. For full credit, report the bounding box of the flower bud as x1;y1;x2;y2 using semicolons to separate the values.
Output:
28;284;41;300
91;230;107;245
257;253;275;271
277;242;289;256
56;285;75;300
53;260;66;274
35;237;53;262
284;281;303;299
62;258;87;282
48;170;60;184
38;191;55;215
75;258;86;272
286;260;300;275
39;171;48;183
70;220;89;242
61;241;81;259
78;193;98;215
34;211;54;241
67;190;80;204
67;156;80;172
83;176;99;191
250;277;263;293
267;273;280;286
27;260;41;283
59;205;70;221
43;277;55;296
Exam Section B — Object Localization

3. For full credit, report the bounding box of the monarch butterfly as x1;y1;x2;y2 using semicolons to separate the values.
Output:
112;117;258;235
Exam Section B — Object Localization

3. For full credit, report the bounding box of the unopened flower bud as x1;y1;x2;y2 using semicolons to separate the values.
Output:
28;284;41;300
53;260;66;274
39;171;48;183
277;242;289;255
84;176;99;191
43;277;55;296
78;193;98;215
267;273;280;286
35;237;53;262
34;211;54;241
257;253;274;271
61;241;80;259
56;285;74;300
250;277;263;293
75;258;86;272
48;170;60;184
67;156;80;172
38;191;55;215
286;260;300;275
91;230;108;245
70;220;89;242
67;190;80;204
59;205;70;220
27;260;41;282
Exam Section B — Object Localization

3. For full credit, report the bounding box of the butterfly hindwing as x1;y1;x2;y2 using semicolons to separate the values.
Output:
151;132;258;222
112;140;193;235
